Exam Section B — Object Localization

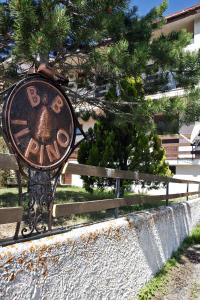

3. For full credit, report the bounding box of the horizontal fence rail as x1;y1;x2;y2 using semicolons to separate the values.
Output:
52;163;200;218
0;153;21;242
1;156;200;243
53;191;200;218
0;207;23;224
0;153;18;170
63;163;200;185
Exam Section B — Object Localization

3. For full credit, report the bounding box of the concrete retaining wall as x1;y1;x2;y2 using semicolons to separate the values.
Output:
1;198;200;300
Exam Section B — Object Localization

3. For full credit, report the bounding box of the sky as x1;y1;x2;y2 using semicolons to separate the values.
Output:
0;0;199;16
130;0;200;16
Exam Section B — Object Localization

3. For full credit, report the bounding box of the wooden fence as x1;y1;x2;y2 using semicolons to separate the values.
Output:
1;154;200;241
53;163;200;218
0;153;23;240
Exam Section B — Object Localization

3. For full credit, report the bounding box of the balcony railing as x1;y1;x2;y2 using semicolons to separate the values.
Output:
144;71;177;94
160;134;200;161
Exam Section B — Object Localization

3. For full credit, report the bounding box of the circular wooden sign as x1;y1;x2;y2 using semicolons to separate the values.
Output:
3;76;75;170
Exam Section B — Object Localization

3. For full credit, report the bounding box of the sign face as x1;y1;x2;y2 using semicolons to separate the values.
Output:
3;77;75;170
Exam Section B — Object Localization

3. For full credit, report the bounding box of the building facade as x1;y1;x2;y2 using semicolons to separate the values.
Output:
152;4;200;182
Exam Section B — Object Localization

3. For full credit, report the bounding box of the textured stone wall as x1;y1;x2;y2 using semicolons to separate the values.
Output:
1;198;200;300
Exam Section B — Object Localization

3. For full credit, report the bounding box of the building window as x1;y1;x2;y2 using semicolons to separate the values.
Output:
154;114;179;135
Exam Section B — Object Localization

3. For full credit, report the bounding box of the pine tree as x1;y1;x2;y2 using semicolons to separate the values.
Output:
1;0;199;103
1;0;200;193
78;77;171;193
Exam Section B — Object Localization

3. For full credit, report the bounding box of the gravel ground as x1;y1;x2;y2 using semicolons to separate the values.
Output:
153;245;200;300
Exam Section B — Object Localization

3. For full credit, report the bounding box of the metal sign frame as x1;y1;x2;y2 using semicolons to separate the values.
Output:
1;73;86;238
2;73;84;172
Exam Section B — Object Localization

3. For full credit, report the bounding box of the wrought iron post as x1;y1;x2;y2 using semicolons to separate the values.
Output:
114;177;120;218
186;183;189;201
166;182;169;206
22;170;53;237
14;170;23;240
